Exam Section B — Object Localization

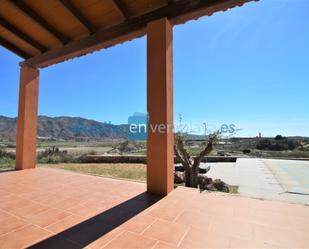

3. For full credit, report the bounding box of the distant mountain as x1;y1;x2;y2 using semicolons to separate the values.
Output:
0;116;17;141
0;115;128;141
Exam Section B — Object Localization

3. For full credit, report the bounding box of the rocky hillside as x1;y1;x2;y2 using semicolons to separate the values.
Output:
0;115;128;141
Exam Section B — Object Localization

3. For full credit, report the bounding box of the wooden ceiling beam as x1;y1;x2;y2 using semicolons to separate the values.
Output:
112;0;129;20
9;0;69;45
22;0;255;68
0;16;47;53
0;36;31;58
59;0;96;34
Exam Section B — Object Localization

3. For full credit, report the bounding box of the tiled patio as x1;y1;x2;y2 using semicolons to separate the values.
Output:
0;168;308;249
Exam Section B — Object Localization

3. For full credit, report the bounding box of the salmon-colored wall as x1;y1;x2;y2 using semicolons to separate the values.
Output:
15;65;40;170
147;18;174;195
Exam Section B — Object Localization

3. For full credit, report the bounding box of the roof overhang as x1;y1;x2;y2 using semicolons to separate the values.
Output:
0;0;257;68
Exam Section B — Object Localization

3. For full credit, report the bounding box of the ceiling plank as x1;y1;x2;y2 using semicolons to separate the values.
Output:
9;0;69;45
23;0;255;68
111;0;129;20
0;16;48;53
0;36;31;58
59;0;96;34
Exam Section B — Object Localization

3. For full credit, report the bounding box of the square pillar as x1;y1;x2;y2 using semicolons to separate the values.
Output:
15;64;40;170
147;18;174;195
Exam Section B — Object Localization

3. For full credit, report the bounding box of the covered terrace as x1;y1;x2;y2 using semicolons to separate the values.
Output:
0;0;308;248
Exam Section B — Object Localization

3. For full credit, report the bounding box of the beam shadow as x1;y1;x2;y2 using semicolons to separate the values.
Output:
27;192;162;249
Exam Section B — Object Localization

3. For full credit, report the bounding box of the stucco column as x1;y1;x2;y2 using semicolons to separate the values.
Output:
147;18;174;195
15;64;39;170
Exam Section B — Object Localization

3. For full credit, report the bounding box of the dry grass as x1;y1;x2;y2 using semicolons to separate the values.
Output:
40;163;146;182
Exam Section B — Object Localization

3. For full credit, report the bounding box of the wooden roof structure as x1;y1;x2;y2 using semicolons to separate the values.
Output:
0;0;255;68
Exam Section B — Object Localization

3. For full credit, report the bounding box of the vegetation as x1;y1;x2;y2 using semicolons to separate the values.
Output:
1;132;309;182
42;163;146;181
37;146;73;163
256;135;301;151
243;149;251;154
107;140;146;155
1;115;309;160
36;146;105;164
257;150;309;158
174;134;215;187
174;134;230;192
0;148;15;170
0;157;14;170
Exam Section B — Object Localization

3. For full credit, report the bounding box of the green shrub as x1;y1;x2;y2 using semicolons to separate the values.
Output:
74;154;89;163
88;150;97;155
299;146;309;152
37;147;73;164
287;140;298;150
0;157;15;169
243;149;251;154
275;135;284;140
256;138;300;151
0;148;15;159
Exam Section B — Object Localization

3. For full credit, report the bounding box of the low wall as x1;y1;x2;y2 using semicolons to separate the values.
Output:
84;155;147;164
84;155;237;164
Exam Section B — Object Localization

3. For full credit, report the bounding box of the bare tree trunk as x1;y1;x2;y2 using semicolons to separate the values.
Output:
174;134;216;188
185;168;192;187
190;167;199;188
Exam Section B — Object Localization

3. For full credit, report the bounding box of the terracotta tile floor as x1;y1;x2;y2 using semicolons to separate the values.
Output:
0;168;308;249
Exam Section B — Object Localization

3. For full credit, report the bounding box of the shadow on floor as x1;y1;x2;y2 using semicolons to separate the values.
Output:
27;192;162;249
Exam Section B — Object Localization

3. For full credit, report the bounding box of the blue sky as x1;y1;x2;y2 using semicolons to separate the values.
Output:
0;0;308;137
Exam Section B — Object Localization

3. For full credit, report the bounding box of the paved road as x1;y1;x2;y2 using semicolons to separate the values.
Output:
203;158;309;205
